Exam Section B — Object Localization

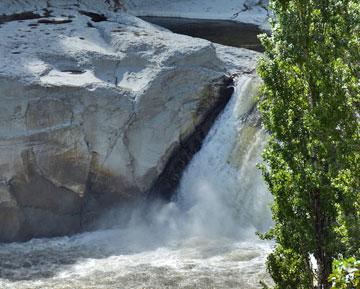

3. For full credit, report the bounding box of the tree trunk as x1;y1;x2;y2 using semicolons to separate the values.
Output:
313;188;331;289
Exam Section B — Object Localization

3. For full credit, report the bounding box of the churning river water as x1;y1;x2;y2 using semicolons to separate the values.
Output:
0;76;273;289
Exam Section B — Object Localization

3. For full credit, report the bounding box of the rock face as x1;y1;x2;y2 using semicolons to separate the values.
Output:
0;0;260;242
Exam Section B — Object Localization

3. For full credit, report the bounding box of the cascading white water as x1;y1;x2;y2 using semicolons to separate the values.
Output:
0;76;273;289
174;75;272;239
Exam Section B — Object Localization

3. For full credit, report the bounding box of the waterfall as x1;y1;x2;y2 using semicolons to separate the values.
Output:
0;75;273;289
174;75;272;239
120;75;272;243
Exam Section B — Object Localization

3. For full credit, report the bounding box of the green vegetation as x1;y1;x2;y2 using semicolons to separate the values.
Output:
330;258;360;289
257;0;360;288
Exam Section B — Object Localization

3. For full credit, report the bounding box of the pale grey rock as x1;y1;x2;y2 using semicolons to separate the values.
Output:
0;0;260;241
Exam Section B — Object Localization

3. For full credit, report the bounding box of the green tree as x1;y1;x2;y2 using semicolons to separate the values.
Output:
330;258;360;289
257;0;360;288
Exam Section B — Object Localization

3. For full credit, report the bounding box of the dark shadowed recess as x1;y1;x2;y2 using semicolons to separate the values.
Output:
0;9;52;24
140;16;264;52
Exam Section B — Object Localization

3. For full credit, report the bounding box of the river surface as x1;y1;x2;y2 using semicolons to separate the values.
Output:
0;77;273;288
140;17;264;52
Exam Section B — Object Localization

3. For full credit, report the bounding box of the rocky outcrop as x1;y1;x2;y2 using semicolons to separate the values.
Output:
0;0;260;242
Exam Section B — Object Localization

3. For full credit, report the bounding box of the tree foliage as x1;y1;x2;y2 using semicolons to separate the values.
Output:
257;0;360;288
330;258;360;289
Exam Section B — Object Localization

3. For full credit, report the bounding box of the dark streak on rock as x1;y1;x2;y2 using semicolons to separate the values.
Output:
37;18;72;24
79;10;108;22
0;11;41;24
61;69;85;74
0;9;52;25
